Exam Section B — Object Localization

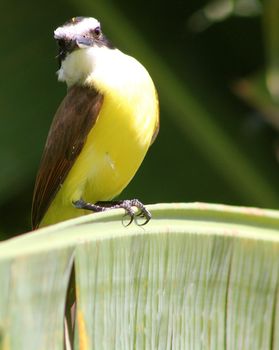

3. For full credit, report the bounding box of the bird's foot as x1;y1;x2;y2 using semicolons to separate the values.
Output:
73;199;151;226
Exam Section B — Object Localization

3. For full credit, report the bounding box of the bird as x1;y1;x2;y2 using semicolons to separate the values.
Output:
31;16;159;229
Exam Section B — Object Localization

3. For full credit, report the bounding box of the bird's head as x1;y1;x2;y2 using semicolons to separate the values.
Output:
54;17;114;86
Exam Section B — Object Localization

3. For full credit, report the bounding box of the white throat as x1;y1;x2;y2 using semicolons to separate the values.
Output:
57;45;151;96
57;47;99;87
58;45;119;87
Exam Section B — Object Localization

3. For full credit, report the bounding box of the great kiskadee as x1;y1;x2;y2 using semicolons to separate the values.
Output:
31;17;159;229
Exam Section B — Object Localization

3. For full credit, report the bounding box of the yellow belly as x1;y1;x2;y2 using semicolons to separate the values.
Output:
40;77;158;227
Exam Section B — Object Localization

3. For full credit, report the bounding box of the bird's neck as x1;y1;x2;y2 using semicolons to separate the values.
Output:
57;46;152;100
57;46;116;88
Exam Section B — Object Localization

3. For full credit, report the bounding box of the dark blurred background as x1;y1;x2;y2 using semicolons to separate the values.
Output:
1;0;278;238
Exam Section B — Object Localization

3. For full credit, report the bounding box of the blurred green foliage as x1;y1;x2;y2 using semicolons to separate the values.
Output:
0;0;278;237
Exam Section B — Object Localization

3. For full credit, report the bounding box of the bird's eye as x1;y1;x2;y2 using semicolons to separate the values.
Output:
93;27;101;37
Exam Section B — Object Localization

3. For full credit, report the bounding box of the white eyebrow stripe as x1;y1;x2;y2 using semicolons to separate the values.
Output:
54;18;100;39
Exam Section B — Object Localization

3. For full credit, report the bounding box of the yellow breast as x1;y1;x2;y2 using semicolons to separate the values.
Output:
40;50;159;226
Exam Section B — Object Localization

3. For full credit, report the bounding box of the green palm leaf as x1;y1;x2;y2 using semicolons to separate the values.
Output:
0;203;278;349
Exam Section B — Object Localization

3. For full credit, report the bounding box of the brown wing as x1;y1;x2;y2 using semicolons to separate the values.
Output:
31;85;103;229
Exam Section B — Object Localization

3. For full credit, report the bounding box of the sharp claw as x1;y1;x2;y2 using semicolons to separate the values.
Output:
121;205;136;226
136;211;144;218
134;208;151;226
83;199;151;226
137;216;151;226
122;212;134;226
